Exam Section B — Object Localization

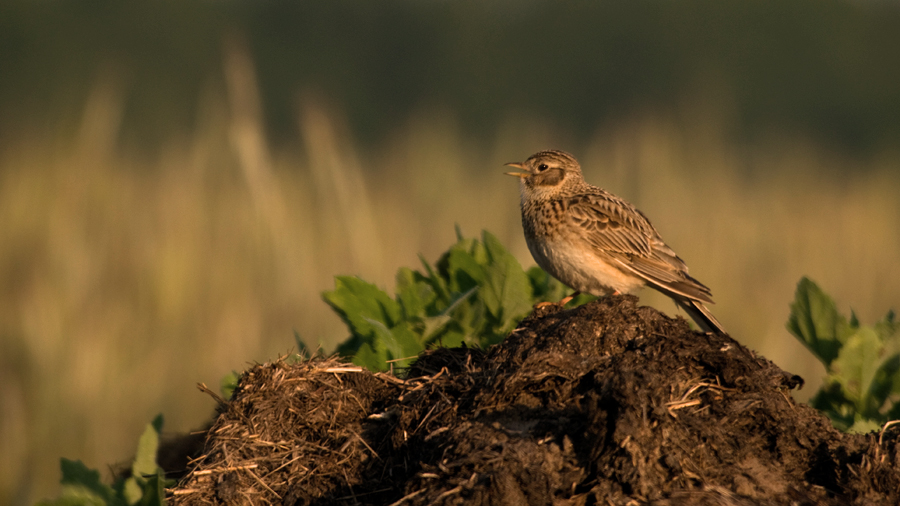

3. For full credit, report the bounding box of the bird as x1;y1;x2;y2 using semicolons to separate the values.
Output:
505;149;727;334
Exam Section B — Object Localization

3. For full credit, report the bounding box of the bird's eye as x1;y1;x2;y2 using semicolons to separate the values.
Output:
537;163;549;172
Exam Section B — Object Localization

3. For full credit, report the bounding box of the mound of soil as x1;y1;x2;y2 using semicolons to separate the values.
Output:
169;296;900;505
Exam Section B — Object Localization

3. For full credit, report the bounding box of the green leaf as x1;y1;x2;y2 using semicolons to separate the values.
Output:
323;276;402;339
136;470;166;506
528;266;563;302
62;459;117;504
787;277;847;366
133;415;162;477
364;318;424;365
365;317;402;360
396;267;436;320
847;418;882;434
870;353;900;414
831;328;884;416
433;330;466;348
810;381;855;432
419;253;451;303
335;334;366;359
351;342;386;371
122;480;141;505
446;247;485;293
875;310;898;341
124;416;163;504
330;230;578;370
35;459;119;506
421;314;452;342
419;286;478;344
220;371;239;400
481;231;533;330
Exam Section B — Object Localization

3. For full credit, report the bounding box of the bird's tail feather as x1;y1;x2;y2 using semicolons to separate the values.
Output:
674;299;727;335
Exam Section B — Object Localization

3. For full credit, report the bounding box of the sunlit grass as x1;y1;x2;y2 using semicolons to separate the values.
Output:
2;77;899;503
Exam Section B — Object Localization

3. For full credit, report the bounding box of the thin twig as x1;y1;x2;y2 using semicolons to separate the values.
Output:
323;366;364;373
170;488;200;496
191;463;258;476
262;455;306;478
246;467;281;499
434;486;463;502
387;489;425;506
197;382;227;405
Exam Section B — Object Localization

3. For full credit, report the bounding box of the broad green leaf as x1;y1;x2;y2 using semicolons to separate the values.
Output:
446;248;484;293
352;342;386;371
433;330;466;348
36;459;118;506
63;459;116;503
831;328;884;415
787;277;900;432
364;318;424;363
481;231;532;330
220;371;239;401
124;416;163;504
847;418;882;434
134;415;162;476
365;317;403;360
392;323;425;358
137;470;166;506
875;310;898;342
60;459;110;492
445;285;479;312
421;286;477;343
392;324;425;369
787;277;845;365
467;235;488;265
884;392;900;421
335;334;366;359
123;479;142;504
419;253;451;303
870;354;900;413
421;314;452;343
41;488;109;506
323;276;401;338
396;267;436;319
528;267;564;302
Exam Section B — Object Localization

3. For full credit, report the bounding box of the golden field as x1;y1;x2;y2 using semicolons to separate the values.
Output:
2;70;899;503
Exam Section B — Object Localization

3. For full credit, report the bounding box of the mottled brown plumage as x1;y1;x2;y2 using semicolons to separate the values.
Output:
506;149;726;334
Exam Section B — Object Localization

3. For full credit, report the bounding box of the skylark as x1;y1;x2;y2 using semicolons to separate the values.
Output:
505;149;726;334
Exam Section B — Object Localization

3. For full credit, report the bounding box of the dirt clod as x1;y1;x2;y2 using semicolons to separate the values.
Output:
170;296;900;505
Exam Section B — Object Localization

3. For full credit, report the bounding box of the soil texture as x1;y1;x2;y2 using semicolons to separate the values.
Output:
169;296;900;505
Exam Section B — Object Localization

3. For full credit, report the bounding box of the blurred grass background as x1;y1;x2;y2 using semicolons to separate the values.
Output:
2;0;900;504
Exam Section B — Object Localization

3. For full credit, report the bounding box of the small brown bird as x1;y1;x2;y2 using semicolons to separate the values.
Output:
505;149;726;334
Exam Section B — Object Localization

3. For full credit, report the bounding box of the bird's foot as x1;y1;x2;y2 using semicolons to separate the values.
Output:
558;291;582;306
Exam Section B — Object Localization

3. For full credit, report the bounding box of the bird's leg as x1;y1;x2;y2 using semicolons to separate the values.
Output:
558;291;581;306
535;291;581;309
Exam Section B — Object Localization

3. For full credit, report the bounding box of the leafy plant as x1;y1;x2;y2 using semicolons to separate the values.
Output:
38;415;170;506
324;229;592;372
788;277;900;433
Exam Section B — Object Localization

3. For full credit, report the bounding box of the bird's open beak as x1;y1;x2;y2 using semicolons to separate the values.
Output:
504;162;529;178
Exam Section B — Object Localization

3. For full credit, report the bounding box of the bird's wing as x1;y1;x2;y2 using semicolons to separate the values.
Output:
564;192;714;303
565;193;655;257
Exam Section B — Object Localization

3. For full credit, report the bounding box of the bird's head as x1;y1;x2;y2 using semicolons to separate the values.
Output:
504;150;583;197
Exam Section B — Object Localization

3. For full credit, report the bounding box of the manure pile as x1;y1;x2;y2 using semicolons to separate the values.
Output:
170;296;900;505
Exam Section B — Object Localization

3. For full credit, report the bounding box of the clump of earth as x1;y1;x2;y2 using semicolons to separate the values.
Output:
167;296;900;505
